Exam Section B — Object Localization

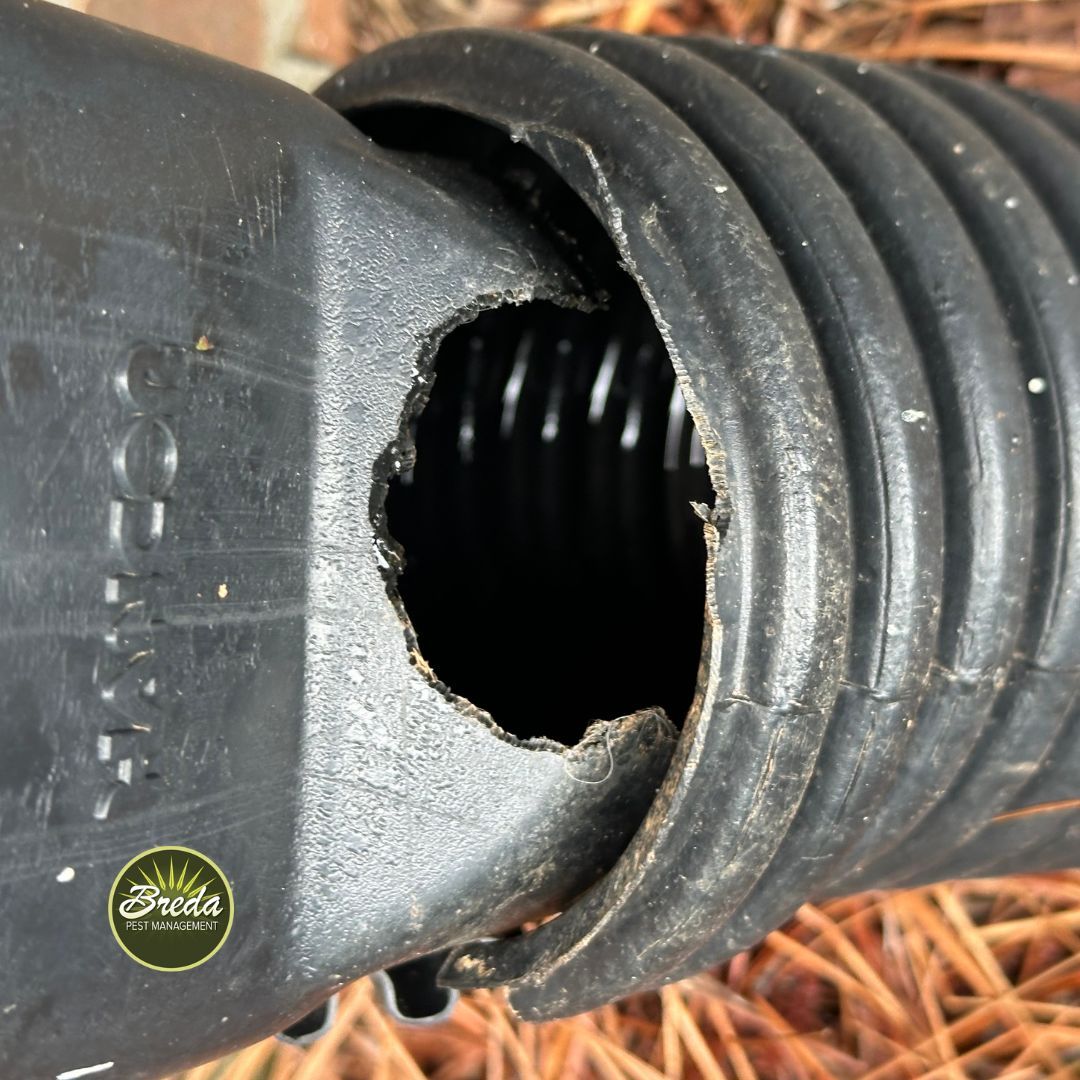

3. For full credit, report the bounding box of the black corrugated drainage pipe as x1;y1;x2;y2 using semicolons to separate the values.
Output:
1;4;1078;1076
322;27;1080;1020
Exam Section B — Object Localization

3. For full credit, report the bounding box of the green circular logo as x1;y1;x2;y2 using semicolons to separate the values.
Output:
108;846;233;971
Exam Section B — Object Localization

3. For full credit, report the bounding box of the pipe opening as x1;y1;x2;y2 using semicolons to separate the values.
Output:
356;105;711;744
387;291;710;744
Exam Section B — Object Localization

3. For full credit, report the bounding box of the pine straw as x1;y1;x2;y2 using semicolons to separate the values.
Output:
327;0;1080;98
179;872;1080;1079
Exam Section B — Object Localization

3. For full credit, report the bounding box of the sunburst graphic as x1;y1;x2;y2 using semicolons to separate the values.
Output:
119;854;222;911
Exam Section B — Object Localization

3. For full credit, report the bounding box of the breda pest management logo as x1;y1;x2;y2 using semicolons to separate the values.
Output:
108;846;233;970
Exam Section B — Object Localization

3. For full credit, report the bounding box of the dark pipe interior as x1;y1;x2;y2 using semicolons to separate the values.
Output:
382;952;455;1022
355;104;711;744
387;291;710;743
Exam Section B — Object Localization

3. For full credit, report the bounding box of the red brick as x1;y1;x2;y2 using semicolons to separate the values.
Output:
293;0;353;66
85;0;265;70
